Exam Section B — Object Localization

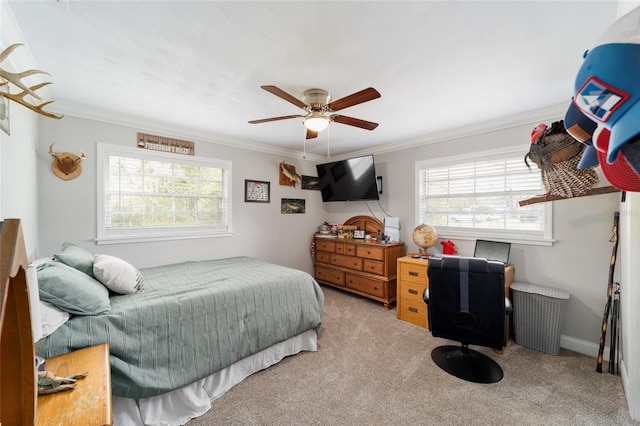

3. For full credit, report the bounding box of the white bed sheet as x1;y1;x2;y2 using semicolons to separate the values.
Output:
112;329;317;426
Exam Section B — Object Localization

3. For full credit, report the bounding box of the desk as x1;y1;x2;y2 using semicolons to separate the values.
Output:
36;343;112;426
397;255;515;336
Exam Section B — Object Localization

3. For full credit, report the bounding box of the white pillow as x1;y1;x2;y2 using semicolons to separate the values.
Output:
93;254;145;294
39;300;71;340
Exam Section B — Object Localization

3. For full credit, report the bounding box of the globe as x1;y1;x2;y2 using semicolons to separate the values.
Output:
412;224;438;255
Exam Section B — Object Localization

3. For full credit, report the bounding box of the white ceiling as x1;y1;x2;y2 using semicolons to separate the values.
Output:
5;1;622;159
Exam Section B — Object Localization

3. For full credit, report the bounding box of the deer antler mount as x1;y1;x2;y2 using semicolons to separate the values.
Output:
49;143;85;180
0;44;63;120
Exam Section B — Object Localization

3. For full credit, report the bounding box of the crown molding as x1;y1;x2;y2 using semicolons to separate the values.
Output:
341;103;569;160
50;100;327;162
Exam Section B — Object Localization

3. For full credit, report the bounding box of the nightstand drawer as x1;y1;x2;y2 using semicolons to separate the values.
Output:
398;297;428;328
398;280;426;301
399;263;427;284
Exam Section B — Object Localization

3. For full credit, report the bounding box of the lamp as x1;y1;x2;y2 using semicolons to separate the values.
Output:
303;111;330;132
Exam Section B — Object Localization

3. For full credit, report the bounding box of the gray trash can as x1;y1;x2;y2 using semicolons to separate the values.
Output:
511;282;570;355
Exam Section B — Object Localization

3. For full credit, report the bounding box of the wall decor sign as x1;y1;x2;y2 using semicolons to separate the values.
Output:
137;132;195;155
245;179;270;203
0;86;9;135
281;198;305;214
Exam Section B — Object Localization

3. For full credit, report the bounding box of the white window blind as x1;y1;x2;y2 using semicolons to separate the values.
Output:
416;149;552;244
97;143;232;243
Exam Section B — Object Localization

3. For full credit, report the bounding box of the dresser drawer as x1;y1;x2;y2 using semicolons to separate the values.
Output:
398;296;428;328
346;273;385;298
400;262;428;284
315;265;345;286
315;251;332;264
331;253;363;271
363;259;384;275
345;243;357;256
356;245;385;261
399;280;426;301
315;239;336;252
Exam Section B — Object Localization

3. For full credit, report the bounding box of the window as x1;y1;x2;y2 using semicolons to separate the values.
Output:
97;143;232;244
416;148;552;245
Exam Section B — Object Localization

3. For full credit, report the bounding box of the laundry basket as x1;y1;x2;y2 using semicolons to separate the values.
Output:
511;282;570;355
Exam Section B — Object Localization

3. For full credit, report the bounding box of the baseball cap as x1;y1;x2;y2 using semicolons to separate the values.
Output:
564;101;598;169
620;134;640;176
566;6;640;165
594;126;640;192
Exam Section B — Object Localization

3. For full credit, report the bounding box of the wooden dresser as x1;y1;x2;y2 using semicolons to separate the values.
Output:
314;216;405;309
397;255;515;332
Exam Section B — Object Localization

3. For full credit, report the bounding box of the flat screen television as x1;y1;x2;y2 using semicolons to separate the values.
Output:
315;154;379;202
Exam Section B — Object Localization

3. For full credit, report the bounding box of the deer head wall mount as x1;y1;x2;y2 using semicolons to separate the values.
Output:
49;143;85;180
0;44;63;120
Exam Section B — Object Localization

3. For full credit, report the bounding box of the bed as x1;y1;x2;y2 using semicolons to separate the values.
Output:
4;221;324;425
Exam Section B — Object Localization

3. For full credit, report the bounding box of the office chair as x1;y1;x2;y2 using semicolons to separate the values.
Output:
423;256;512;383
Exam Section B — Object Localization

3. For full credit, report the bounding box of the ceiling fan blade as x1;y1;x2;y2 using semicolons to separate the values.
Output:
327;87;381;111
306;128;318;139
261;85;308;110
331;115;379;131
248;114;303;124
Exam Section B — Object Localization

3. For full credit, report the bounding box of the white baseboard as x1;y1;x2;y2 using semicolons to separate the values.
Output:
559;335;610;361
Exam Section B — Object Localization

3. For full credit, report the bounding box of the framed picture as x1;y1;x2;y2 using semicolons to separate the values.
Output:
244;179;270;203
281;198;305;214
301;175;320;190
0;87;9;136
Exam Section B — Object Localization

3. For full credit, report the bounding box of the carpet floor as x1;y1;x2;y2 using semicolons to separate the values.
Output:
187;285;636;425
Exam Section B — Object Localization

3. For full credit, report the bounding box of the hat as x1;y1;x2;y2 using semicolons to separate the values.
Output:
564;101;598;169
594;126;640;192
567;7;640;165
619;134;640;176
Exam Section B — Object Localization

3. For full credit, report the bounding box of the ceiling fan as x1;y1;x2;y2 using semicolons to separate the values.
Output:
248;85;381;139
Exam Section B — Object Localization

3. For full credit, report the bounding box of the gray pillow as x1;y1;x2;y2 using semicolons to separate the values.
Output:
53;242;95;277
37;261;110;315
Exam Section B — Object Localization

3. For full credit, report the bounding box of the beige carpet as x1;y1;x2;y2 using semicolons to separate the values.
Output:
187;285;636;425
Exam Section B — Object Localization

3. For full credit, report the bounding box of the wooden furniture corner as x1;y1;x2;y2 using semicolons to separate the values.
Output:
36;343;113;426
1;218;36;425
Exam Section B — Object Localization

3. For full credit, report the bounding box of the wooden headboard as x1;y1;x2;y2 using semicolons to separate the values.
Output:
0;219;36;424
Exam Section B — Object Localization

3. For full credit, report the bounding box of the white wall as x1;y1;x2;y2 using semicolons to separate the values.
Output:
36;115;326;274
0;101;40;259
0;0;40;258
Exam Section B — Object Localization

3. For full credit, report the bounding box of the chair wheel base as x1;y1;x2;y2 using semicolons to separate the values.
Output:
431;345;503;383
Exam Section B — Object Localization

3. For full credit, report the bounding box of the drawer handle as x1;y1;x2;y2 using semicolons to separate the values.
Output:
409;271;419;276
408;307;418;313
408;289;418;295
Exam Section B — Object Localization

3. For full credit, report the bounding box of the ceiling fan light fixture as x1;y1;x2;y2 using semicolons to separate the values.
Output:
303;112;329;132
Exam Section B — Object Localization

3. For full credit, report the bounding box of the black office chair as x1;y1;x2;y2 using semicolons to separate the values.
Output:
423;256;512;383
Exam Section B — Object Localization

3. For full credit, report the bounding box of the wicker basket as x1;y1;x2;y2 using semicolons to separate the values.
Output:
511;282;570;355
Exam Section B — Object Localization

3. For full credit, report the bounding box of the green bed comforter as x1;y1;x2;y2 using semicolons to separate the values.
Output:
35;257;324;398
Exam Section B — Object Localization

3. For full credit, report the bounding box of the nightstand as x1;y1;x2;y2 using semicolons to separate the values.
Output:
397;255;430;328
36;343;112;426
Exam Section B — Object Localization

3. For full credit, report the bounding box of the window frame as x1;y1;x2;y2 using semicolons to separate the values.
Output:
415;146;554;246
96;143;232;244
